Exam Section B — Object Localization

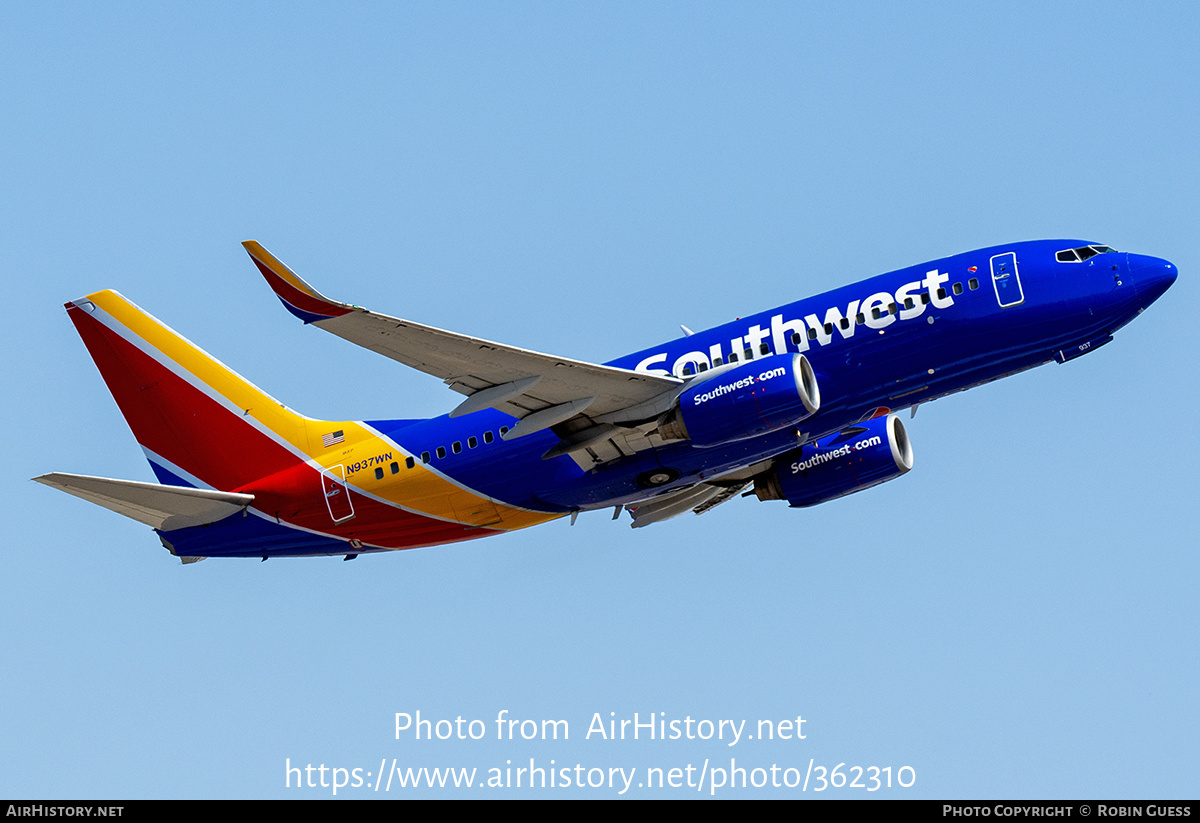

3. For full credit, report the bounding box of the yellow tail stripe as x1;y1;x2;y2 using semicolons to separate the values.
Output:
86;290;559;531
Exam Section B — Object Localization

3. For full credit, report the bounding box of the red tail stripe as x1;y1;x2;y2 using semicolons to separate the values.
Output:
248;257;352;320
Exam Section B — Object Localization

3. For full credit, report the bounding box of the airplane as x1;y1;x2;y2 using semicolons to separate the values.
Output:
36;239;1177;562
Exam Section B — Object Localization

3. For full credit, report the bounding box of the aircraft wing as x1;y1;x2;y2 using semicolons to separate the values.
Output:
243;242;683;445
624;460;768;527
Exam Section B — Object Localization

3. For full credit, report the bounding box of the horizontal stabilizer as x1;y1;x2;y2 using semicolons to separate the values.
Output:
34;473;254;531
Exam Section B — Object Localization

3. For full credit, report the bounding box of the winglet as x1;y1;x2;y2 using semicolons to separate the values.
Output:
242;241;354;324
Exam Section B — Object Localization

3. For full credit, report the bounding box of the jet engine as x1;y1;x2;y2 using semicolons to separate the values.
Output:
753;413;913;507
656;353;820;447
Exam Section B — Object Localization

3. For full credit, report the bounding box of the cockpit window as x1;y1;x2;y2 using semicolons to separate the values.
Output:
1056;245;1118;263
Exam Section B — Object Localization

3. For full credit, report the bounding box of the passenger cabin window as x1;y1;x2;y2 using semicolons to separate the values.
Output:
421;451;430;463
452;441;462;454
405;457;415;469
483;431;494;444
390;461;400;474
968;278;979;290
375;467;384;480
953;282;963;295
468;436;478;449
436;446;446;459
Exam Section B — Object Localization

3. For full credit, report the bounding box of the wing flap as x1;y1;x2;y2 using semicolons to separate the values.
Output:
628;485;725;528
623;460;770;526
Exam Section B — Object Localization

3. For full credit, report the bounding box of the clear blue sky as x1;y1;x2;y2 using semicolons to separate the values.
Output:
3;2;1197;798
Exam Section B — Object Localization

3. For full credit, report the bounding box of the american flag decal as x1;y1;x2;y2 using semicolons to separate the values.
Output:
322;430;345;448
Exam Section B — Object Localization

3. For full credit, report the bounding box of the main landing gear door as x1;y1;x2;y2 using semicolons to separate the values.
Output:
990;251;1025;308
320;465;356;523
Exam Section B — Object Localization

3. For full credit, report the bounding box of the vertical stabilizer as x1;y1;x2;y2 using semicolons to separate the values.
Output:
66;291;313;491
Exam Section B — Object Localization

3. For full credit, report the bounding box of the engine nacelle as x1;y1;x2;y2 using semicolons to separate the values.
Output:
657;353;820;447
754;413;913;507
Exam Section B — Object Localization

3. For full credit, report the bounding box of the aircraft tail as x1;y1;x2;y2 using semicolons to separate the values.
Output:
65;290;318;492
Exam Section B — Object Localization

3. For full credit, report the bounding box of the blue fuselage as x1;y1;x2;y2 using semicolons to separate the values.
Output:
366;240;1176;513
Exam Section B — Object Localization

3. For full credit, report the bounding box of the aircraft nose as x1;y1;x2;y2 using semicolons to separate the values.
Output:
1126;253;1178;306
